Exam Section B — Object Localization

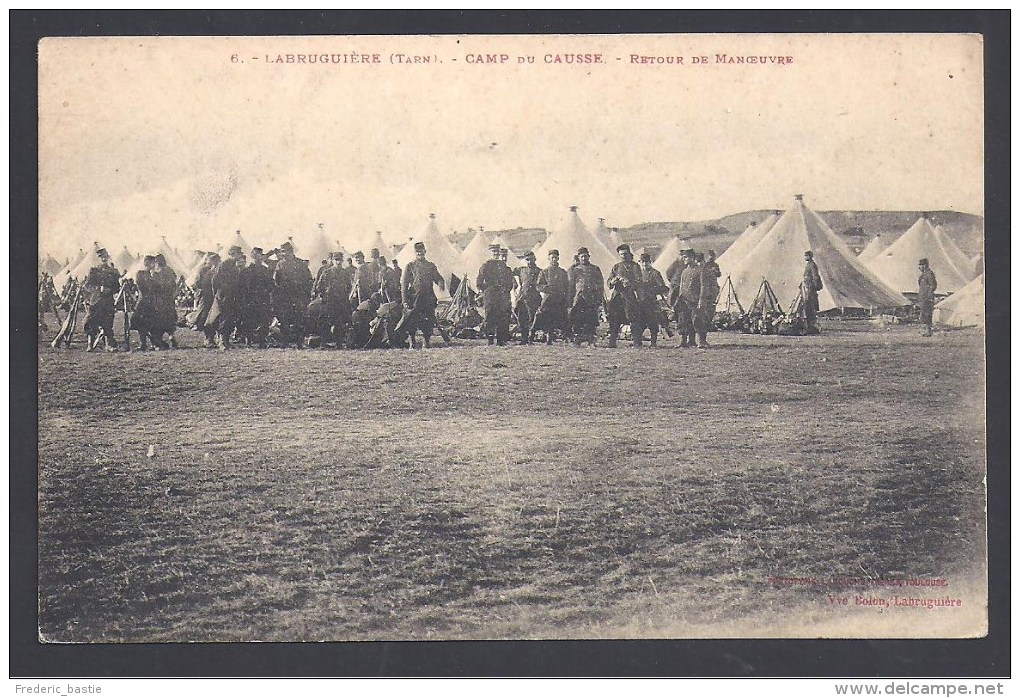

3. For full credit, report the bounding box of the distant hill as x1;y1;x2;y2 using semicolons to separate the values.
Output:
473;210;984;260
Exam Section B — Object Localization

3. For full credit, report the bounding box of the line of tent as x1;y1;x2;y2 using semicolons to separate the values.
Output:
41;197;984;327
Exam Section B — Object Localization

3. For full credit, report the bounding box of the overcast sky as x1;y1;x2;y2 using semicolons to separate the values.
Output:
39;33;983;257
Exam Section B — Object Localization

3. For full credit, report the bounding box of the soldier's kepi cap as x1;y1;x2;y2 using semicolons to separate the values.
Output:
489;243;501;252
279;241;294;252
639;252;652;262
548;249;559;257
617;243;631;253
251;247;264;256
229;245;244;256
370;248;380;258
523;251;536;260
918;258;929;266
577;247;590;255
414;241;426;252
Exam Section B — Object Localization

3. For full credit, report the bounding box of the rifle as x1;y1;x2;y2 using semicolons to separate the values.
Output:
51;284;83;348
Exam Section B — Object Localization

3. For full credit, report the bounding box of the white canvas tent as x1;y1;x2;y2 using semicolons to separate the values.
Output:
458;230;495;277
592;218;613;250
933;274;983;328
722;195;906;311
934;224;977;281
57;247;108;286
866;216;974;294
716;212;781;272
652;235;693;274
301;225;336;267
394;213;463;299
534;206;618;282
857;234;887;263
221;230;253;258
363;231;396;261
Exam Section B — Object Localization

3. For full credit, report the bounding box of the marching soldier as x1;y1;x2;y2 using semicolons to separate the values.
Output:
634;252;669;347
669;249;701;348
606;243;642;348
802;250;823;334
534;249;570;345
401;241;446;348
81;248;121;352
237;247;276;347
917;258;938;337
567;247;605;346
273;241;313;348
513;251;543;345
476;243;515;346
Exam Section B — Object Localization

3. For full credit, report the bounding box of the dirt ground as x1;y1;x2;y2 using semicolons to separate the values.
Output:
37;318;987;641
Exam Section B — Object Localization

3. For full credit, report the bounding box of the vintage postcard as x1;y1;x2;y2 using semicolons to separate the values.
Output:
36;33;986;642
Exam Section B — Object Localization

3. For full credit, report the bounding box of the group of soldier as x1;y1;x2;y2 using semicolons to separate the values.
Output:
51;233;907;352
476;241;722;348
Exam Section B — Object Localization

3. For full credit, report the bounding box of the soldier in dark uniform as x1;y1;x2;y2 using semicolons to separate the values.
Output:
401;241;446;348
188;252;219;345
917;258;938;337
669;249;701;348
352;248;385;305
513;251;543;345
390;259;403;301
634;252;669;347
318;252;354;347
695;251;718;348
534;249;570;345
567;247;605;346
476;243;515;345
82;248;121;352
152;253;180;348
802;250;823;334
205;246;245;349
606;243;643;348
237;247;276;347
131;255;159;350
273;241;313;348
379;255;402;303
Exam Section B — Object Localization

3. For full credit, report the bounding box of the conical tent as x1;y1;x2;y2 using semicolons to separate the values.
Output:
716;212;781;272
934;224;976;281
534;206;618;282
394;213;463;299
491;234;521;268
857;234;887;263
726;196;906;311
933;274;984;328
302;226;336;267
653;235;694;274
41;255;63;276
458;230;496;277
115;246;137;272
592;218;613;250
866;217;973;294
60;248;110;285
221;230;253;258
363;231;395;260
156;237;189;275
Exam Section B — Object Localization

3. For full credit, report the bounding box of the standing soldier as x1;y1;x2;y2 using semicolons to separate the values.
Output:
802;250;823;335
513;251;543;345
205;246;245;349
131;255;159;350
390;258;403;301
669;249;701;348
273;241;313;348
188;252;220;346
352;248;385;305
401;241;446;348
318;251;354;347
567;247;605;346
81;247;121;352
917;258;938;337
476;243;515;346
606;243;643;348
695;251;718;348
237;247;276;347
534;249;570;345
151;253;180;348
379;255;402;303
634;252;669;347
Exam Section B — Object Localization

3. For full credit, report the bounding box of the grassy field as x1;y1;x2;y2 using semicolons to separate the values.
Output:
37;319;987;641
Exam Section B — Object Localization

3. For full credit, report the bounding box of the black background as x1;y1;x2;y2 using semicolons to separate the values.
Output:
10;10;1010;678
